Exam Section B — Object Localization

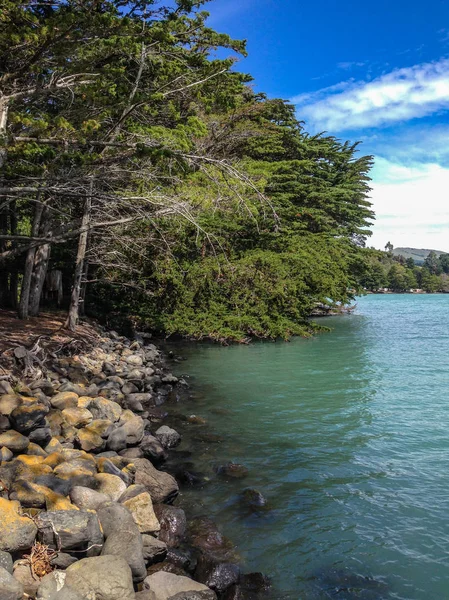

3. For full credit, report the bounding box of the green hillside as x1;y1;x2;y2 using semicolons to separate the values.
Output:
393;247;448;265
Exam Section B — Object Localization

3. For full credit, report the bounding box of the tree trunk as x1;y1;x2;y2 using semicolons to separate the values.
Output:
0;209;8;308
29;214;51;317
18;199;44;319
65;184;92;331
8;201;18;309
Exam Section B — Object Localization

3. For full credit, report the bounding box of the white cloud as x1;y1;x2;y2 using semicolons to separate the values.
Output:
368;157;449;251
293;58;449;132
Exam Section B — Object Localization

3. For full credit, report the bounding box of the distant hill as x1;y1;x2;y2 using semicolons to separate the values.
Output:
392;247;449;265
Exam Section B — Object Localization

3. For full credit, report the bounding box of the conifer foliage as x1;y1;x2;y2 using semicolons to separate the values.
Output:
0;0;375;340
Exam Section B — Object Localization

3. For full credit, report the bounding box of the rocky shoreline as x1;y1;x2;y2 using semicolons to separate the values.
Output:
0;322;271;600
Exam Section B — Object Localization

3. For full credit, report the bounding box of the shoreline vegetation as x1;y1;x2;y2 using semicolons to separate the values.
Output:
0;312;272;600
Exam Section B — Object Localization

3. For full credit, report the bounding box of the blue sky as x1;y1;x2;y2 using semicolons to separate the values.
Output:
204;0;449;251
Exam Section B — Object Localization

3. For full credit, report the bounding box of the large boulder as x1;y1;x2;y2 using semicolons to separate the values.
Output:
143;572;213;600
94;473;127;501
69;486;109;511
64;556;135;600
133;458;179;504
194;555;240;595
37;510;103;555
97;502;147;582
140;435;167;464
0;565;24;600
0;498;37;552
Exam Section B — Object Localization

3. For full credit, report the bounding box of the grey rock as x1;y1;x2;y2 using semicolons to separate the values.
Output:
0;430;29;452
140;434;167;463
155;426;181;449
37;510;103;555
0;550;13;574
133;458;179;504
143;572;212;600
142;534;167;564
195;556;240;594
106;426;127;452
119;447;144;459
0;565;24;600
9;404;48;434
70;486;109;511
65;555;135;600
29;425;52;446
36;571;67;600
0;498;37;552
50;552;78;569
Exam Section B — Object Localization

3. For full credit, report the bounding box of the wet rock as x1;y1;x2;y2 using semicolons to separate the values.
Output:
0;498;37;552
123;492;160;534
70;486;109;511
143;571;213;600
37;510;103;555
0;430;29;453
216;463;248;479
154;504;187;548
0;565;24;600
133;458;179;504
195;555;240;594
50;392;78;410
94;473;127;501
166;548;197;574
188;518;236;562
140;434;167;463
240;489;268;511
142;535;168;565
187;415;207;425
65;555;135;600
155;426;181;449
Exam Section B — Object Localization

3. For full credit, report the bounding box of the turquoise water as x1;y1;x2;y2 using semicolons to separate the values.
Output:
168;294;449;599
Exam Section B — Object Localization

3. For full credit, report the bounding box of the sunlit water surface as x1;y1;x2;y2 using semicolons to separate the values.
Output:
167;294;449;599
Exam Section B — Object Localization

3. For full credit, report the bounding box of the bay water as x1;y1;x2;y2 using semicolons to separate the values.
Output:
168;294;449;599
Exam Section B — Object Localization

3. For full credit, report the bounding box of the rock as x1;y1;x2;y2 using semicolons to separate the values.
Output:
97;502;147;582
50;392;78;410
87;398;122;422
106;426;128;452
143;572;212;600
155;426;181;449
65;556;135;600
140;434;167;463
9;404;49;434
119;447;144;459
240;489;268;511
76;427;106;453
85;419;114;439
37;510;103;555
142;535;167;564
29;425;52;447
133;458;179;504
103;362;117;376
94;473;127;501
0;381;14;395
123;492;160;534
0;447;13;462
50;552;78;569
27;442;48;457
12;561;40;597
0;565;24;600
120;411;145;445
154;505;186;548
126;393;153;409
0;498;37;552
195;555;240;594
188;518;236;562
9;479;48;508
169;593;216;600
0;550;13;574
126;354;143;366
61;407;93;429
70;486;110;510
36;571;67;600
0;415;10;433
0;394;21;416
121;382;139;395
187;415;207;425
216;463;248;479
0;430;29;453
54;459;96;480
